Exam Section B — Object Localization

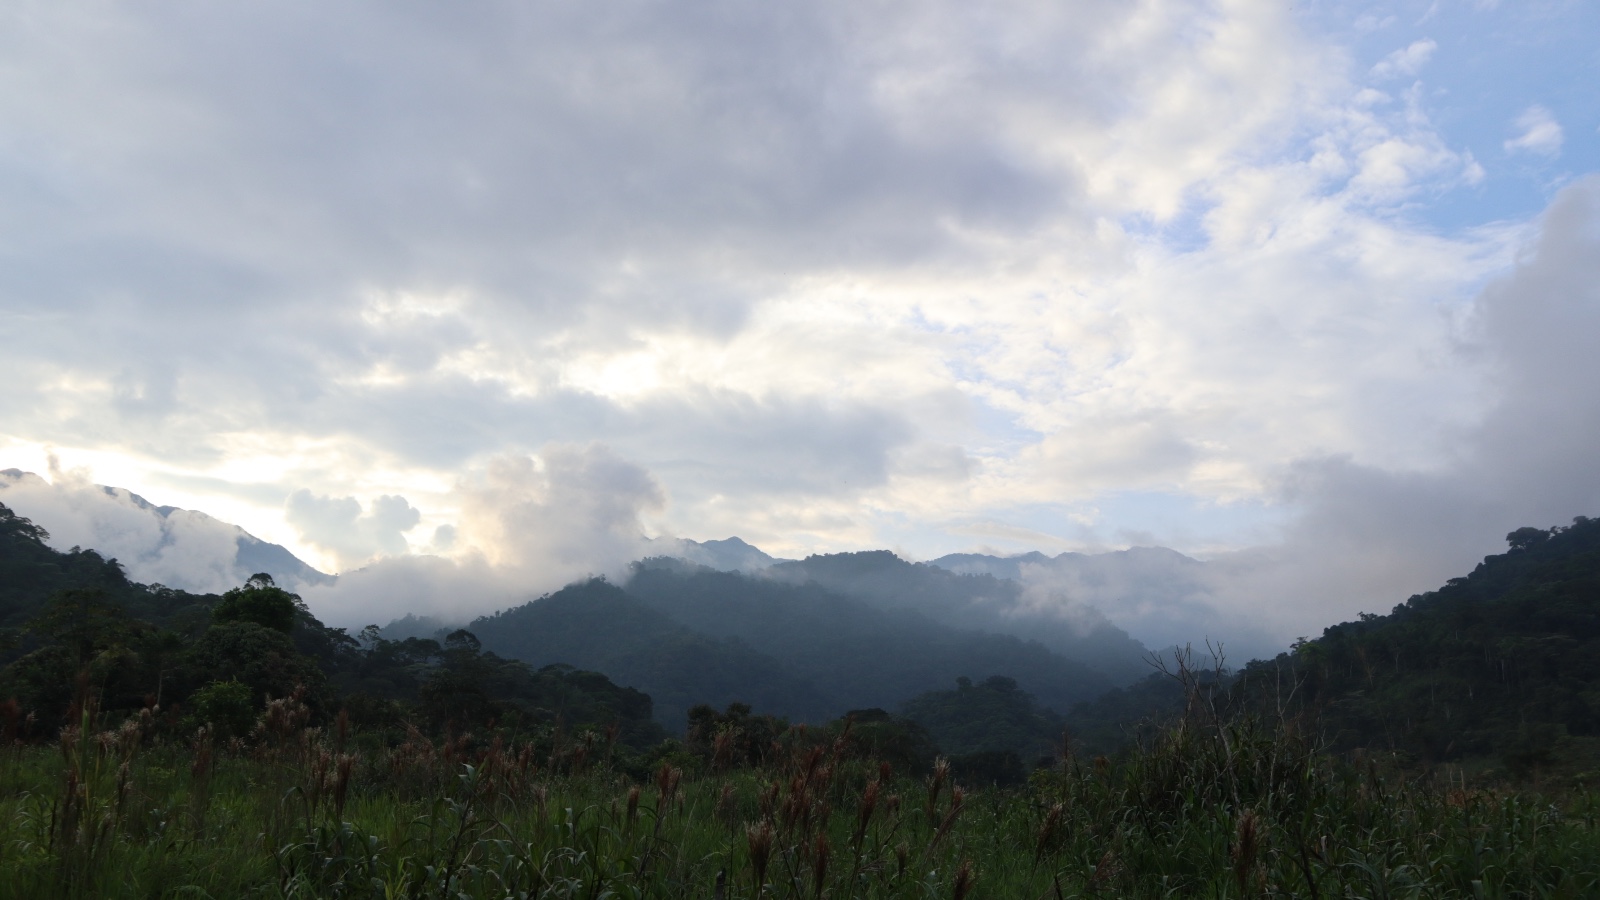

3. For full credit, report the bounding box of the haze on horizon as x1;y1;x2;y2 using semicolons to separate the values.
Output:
2;1;1598;655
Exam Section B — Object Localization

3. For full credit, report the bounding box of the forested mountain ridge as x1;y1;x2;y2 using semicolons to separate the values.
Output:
762;550;1152;684
467;563;1122;730
0;500;211;632
468;578;834;729
626;562;1117;715
0;501;663;747
1236;516;1600;773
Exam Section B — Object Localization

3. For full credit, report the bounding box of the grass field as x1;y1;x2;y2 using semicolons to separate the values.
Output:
4;692;1599;900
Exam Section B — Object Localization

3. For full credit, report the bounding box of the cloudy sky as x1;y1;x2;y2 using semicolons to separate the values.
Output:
1;1;1597;646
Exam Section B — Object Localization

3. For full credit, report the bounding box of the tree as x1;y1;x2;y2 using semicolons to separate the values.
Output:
187;680;257;739
211;573;304;634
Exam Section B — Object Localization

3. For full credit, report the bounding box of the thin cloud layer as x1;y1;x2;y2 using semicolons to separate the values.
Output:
1504;105;1564;158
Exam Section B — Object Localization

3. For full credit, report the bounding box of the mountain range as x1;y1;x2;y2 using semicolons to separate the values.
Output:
0;472;1209;727
0;469;333;594
464;558;1147;729
5;476;1599;775
0;470;1197;663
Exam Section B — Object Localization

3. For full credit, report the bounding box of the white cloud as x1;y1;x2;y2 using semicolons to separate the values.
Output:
0;465;247;594
1504;105;1564;157
302;443;666;626
1192;176;1600;644
1369;38;1438;80
285;489;421;570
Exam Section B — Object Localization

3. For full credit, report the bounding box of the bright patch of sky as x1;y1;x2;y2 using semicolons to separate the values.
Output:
1299;0;1599;227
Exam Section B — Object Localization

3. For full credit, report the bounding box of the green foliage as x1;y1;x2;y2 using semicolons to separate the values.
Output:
839;708;940;776
184;620;328;710
1065;670;1193;757
187;679;257;738
211;573;303;633
412;628;665;747
3;502;1600;895
1235;515;1600;778
903;675;1065;759
3;692;1600;899
0;588;182;731
0;519;666;753
685;701;788;769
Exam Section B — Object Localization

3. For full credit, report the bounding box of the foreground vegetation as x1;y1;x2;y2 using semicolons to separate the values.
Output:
4;682;1600;899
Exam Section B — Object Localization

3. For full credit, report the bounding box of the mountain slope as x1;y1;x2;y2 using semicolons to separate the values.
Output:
1237;516;1600;773
469;579;833;729
624;562;1117;716
0;470;333;594
0;500;213;631
766;551;1152;684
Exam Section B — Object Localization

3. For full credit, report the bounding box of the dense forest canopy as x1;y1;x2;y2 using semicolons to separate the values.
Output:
1236;516;1600;775
0;501;665;749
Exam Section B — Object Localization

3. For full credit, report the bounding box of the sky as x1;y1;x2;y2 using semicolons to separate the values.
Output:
1;0;1597;650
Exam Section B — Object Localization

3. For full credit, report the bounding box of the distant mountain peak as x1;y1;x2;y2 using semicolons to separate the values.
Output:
656;535;784;573
0;469;332;594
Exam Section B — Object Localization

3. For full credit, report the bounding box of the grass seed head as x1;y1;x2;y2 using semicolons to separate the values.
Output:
1232;808;1260;894
953;859;975;900
811;832;830;899
747;820;774;889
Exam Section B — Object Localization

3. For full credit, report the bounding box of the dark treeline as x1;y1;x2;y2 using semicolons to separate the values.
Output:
0;501;668;755
1233;516;1600;779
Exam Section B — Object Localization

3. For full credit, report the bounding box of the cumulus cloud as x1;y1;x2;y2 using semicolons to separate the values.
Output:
302;443;666;627
456;443;663;572
1369;38;1437;80
950;179;1600;656
1504;105;1564;157
285;490;421;570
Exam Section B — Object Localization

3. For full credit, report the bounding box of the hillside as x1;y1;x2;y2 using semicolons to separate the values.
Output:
469;579;834;728
0;469;334;594
625;562;1117;715
1237;516;1600;774
0;500;662;745
0;501;215;632
467;563;1123;732
765;550;1152;684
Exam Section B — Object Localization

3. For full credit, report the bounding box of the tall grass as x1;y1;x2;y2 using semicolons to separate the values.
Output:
2;687;1597;898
